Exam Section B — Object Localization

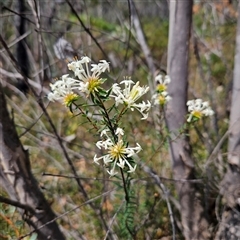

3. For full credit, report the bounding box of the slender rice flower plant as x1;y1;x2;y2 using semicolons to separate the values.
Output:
152;74;171;106
48;56;151;177
47;53;216;237
187;99;214;122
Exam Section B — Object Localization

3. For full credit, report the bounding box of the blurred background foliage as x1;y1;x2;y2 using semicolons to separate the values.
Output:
0;0;238;239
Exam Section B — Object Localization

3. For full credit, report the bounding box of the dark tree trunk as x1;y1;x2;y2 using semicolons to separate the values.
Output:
15;0;29;93
0;84;66;240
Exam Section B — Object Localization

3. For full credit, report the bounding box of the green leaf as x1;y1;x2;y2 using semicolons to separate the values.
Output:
7;206;16;214
105;88;112;98
29;233;38;240
107;104;115;114
15;220;24;227
100;78;107;84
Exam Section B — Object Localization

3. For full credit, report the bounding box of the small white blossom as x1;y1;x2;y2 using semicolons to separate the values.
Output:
152;74;171;107
79;56;91;64
107;167;118;177
68;57;109;80
111;79;151;119
100;129;109;137
48;74;80;105
155;74;171;92
152;91;171;106
67;61;77;72
111;83;121;93
130;101;152;120
67;57;91;73
115;127;124;136
68;57;110;95
78;81;89;93
187;99;214;122
94;128;141;176
91;60;110;75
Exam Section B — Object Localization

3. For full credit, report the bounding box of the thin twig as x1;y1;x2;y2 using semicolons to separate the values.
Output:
104;201;125;240
141;163;176;240
65;0;108;59
18;189;116;240
0;30;31;53
42;172;120;183
204;129;229;170
0;195;35;215
0;33;88;201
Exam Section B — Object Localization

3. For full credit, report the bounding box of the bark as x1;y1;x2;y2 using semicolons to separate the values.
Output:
0;84;65;240
216;2;240;239
166;2;211;239
14;0;29;93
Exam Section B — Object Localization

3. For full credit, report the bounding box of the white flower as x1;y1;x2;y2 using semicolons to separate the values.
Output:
48;74;79;105
48;56;110;104
94;128;141;176
110;79;151;119
111;83;121;93
49;74;77;91
152;91;171;106
100;129;109;137
115;127;124;136
91;60;110;75
67;57;90;72
155;74;171;92
80;56;91;64
78;81;89;93
67;56;110;95
130;101;152;120
68;57;109;79
187;99;214;122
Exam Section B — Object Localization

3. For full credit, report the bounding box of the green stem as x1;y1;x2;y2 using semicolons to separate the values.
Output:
120;168;129;202
73;103;99;131
96;94;117;140
116;105;128;124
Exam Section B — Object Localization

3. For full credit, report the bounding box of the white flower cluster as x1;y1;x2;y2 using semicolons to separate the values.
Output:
111;80;151;119
48;56;152;177
48;56;110;105
48;74;78;103
94;128;141;176
187;99;214;122
152;74;171;106
67;56;109;95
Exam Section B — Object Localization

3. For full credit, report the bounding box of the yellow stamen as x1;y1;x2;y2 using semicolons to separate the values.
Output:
159;95;166;105
109;142;125;159
88;77;101;93
63;93;78;106
157;84;167;92
192;111;202;119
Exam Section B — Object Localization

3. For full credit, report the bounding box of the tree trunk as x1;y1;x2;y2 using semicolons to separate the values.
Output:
166;2;211;239
216;2;240;239
0;84;65;240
